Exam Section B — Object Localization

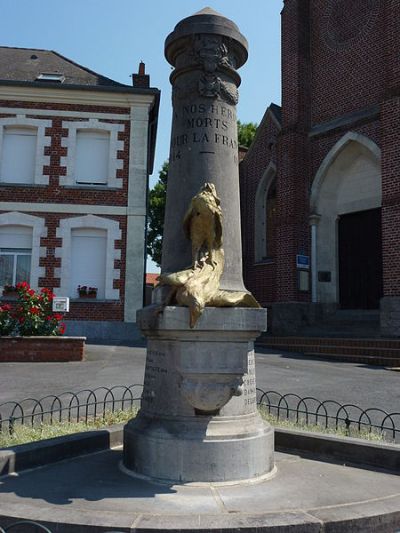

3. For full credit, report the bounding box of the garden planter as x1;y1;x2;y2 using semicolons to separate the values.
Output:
2;291;17;299
0;336;86;362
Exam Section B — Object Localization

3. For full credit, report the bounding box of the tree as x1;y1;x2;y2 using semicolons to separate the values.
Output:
147;121;258;265
147;160;168;266
237;120;258;148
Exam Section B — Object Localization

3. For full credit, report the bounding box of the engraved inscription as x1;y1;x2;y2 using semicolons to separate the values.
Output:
170;101;238;161
243;351;257;408
142;350;168;407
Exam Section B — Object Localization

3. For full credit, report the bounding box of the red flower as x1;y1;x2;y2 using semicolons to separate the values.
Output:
16;281;29;290
59;323;66;334
28;289;35;297
18;316;25;323
30;306;40;315
41;287;55;300
0;304;11;312
53;313;63;321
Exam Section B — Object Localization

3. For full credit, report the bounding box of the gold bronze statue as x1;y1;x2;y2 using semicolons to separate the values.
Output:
159;182;260;327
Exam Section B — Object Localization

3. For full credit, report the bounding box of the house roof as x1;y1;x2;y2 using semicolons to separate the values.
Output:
146;273;159;286
0;46;129;87
0;46;161;173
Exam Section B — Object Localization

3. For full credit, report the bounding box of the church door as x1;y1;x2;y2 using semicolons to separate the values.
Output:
338;208;383;309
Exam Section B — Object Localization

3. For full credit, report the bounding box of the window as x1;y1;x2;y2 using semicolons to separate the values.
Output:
0;226;32;286
265;178;277;259
0;126;37;184
70;228;107;298
254;163;277;263
75;129;110;185
36;73;65;83
57;215;121;301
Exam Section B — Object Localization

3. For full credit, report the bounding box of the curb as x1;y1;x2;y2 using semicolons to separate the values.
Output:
0;424;124;477
1;424;398;477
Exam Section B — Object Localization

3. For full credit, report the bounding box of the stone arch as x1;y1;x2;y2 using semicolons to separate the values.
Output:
254;162;277;263
310;132;381;304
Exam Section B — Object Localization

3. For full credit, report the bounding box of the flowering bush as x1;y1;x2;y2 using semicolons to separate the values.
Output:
0;282;65;337
0;304;17;335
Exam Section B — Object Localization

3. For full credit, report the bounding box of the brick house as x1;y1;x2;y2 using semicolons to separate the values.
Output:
0;47;159;341
240;0;400;337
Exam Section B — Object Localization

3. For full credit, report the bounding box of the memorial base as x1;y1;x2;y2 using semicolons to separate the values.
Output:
123;306;274;484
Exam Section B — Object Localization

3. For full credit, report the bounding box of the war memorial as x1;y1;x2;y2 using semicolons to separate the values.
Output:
0;8;399;532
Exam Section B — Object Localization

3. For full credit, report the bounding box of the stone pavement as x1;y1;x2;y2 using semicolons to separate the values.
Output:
0;344;398;415
0;445;399;531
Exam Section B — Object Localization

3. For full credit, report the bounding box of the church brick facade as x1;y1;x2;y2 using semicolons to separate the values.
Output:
240;0;400;336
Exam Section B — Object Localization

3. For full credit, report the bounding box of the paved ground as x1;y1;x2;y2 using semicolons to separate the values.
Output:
1;446;400;531
0;344;399;413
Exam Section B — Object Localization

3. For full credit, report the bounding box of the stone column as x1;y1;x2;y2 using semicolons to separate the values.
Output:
123;8;273;484
161;7;248;292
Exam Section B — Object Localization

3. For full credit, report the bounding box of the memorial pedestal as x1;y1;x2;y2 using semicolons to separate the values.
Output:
123;306;274;484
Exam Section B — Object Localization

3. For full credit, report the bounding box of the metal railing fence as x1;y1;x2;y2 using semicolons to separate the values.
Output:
0;385;398;443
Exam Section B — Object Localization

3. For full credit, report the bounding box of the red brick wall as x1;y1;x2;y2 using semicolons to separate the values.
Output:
241;0;400;305
0;100;132;322
240;109;280;305
309;0;384;125
0;336;85;362
0;101;130;205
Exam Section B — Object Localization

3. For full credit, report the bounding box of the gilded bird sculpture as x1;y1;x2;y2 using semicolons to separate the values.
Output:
159;182;260;327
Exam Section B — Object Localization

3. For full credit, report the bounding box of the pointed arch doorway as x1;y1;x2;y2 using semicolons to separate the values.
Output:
311;132;383;309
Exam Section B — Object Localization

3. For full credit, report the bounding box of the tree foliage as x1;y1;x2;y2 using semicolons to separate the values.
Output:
237;120;258;148
147;160;168;266
147;121;258;266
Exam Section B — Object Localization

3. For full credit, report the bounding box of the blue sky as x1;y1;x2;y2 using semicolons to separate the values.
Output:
1;1;282;271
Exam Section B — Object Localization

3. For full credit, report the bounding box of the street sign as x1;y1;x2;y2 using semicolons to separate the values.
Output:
296;254;310;269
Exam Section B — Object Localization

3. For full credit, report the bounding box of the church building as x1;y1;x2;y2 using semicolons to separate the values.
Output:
240;0;400;337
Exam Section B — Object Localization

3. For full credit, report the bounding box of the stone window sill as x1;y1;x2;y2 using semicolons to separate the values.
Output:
0;182;47;188
63;184;121;191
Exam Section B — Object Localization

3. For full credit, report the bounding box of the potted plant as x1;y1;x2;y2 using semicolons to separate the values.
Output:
87;287;98;298
2;284;18;298
77;285;88;298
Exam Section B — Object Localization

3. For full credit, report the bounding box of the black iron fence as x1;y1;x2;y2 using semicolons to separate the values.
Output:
0;385;143;436
0;385;399;443
257;389;400;442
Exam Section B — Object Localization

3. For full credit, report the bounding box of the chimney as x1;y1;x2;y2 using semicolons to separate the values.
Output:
132;61;150;88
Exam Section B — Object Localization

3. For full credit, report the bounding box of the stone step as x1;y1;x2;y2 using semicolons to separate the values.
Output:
302;352;400;367
257;336;400;366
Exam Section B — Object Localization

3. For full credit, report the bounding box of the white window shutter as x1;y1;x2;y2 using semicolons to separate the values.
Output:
75;130;110;184
70;228;107;298
0;225;33;248
1;127;37;184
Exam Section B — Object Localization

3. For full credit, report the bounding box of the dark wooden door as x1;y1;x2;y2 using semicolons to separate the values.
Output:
338;208;383;309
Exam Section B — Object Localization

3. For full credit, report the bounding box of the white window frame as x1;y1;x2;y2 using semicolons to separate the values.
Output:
60;119;124;188
70;227;107;298
0;248;32;287
0;212;46;290
56;214;121;300
0;117;51;185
